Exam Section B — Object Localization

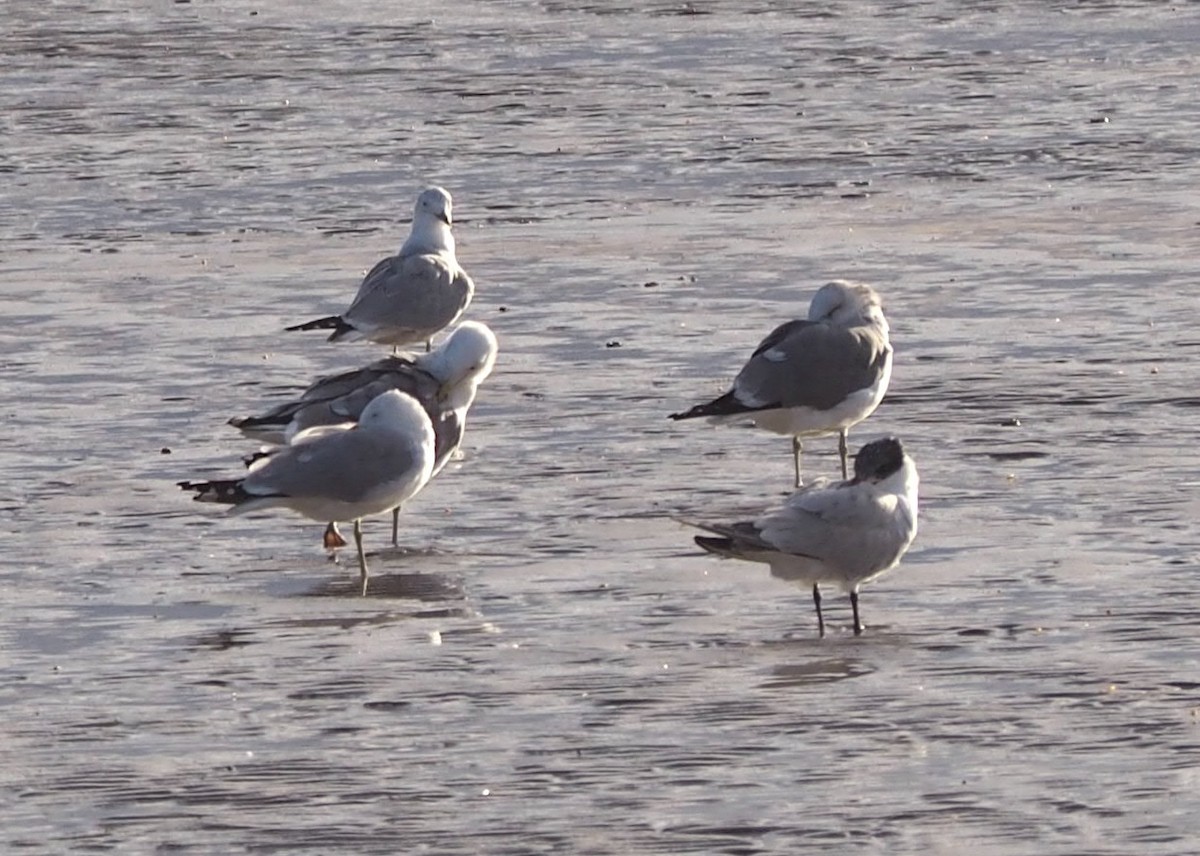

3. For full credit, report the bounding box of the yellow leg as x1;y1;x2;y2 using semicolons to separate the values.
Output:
354;519;369;596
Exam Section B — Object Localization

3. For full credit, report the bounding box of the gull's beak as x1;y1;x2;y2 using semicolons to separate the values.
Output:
438;211;452;227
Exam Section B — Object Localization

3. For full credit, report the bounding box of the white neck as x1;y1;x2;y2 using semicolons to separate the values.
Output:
400;213;455;257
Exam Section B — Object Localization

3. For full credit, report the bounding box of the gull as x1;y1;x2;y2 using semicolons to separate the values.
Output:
671;280;892;487
180;389;436;596
229;321;498;547
692;436;918;637
286;187;474;350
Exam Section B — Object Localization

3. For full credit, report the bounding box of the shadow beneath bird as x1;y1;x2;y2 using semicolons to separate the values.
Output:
759;656;876;689
304;569;467;602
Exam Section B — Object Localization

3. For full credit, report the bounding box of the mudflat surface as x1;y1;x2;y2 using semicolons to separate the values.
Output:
2;1;1199;853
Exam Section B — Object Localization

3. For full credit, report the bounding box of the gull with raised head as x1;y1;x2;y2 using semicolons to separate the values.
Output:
671;280;892;486
230;321;498;547
180;389;436;596
692;436;918;637
286;186;474;350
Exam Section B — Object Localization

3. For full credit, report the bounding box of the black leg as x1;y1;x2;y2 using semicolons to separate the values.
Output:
792;437;804;488
850;588;862;636
838;429;849;480
812;583;825;638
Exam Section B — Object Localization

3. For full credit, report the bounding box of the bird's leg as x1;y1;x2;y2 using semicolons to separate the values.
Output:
838;429;849;480
323;521;347;549
812;583;825;638
424;339;432;353
391;506;401;548
792;437;804;488
354;518;369;596
850;588;863;636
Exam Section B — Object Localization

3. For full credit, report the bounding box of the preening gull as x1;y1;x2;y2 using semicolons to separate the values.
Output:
230;321;498;547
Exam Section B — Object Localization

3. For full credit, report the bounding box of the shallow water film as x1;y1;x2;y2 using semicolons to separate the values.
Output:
3;1;1200;853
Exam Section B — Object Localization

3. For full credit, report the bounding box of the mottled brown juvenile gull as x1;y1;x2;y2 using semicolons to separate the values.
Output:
180;389;435;595
230;321;498;547
286;187;474;350
671;280;892;487
692;436;918;637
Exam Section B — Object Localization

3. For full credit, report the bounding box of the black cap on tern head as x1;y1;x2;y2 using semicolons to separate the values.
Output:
853;436;906;482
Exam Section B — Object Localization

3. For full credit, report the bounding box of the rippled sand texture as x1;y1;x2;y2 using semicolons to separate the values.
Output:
3;1;1200;853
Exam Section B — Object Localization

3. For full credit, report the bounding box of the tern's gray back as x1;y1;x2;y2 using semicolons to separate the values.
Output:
761;485;911;579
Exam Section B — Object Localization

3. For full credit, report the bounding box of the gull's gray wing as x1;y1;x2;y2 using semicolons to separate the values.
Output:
290;361;462;470
244;426;420;505
733;320;890;411
230;356;426;441
298;356;422;404
343;251;474;343
289;360;441;436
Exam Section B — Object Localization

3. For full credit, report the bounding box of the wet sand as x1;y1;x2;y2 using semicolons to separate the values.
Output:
2;1;1200;853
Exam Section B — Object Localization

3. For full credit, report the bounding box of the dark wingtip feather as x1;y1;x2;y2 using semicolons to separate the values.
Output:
670;391;757;421
177;478;249;505
324;318;357;342
227;415;273;433
694;534;735;555
285;315;345;334
227;414;281;432
241;449;272;469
